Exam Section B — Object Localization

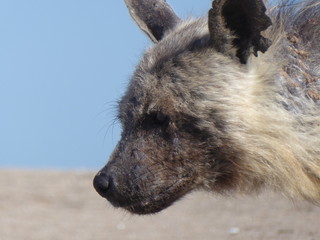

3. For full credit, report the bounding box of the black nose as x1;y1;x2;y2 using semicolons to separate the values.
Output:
93;172;110;198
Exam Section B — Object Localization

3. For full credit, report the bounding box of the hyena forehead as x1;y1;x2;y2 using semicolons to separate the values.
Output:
120;19;211;117
141;19;209;70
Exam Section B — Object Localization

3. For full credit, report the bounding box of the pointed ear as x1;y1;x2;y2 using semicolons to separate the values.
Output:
124;0;180;43
209;0;272;63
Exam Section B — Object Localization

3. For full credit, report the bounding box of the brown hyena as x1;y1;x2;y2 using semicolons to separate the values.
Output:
93;0;320;214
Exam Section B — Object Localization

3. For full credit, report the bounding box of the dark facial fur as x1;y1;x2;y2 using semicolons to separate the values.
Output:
94;0;320;214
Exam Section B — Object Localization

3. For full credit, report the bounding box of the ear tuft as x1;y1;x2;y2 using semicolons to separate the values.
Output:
209;0;272;63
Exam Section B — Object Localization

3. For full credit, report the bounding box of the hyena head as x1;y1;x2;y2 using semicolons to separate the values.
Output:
93;0;272;214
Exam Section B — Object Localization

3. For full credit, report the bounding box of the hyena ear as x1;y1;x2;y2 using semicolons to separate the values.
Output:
124;0;180;43
208;0;272;63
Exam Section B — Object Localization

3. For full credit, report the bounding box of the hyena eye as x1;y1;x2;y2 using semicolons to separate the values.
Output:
146;112;169;126
156;112;168;124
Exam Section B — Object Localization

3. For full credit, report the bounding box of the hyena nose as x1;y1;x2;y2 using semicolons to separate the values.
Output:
93;171;110;198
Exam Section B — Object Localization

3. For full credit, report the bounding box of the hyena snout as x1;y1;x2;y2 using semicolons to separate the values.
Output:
93;139;147;199
93;143;160;212
93;164;136;208
93;136;200;214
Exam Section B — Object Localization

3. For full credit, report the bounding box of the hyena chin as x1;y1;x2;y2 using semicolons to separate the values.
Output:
93;0;320;214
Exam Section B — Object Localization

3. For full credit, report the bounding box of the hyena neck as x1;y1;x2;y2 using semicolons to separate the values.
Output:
209;57;320;201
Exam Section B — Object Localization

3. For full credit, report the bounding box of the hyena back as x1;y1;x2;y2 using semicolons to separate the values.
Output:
94;0;320;214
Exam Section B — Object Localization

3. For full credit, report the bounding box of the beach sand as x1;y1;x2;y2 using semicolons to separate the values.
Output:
0;169;319;240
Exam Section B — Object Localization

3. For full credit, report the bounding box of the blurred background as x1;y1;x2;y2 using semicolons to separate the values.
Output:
0;0;211;170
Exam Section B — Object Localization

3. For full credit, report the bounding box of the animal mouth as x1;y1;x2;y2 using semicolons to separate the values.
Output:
112;178;193;215
124;198;175;214
104;191;177;214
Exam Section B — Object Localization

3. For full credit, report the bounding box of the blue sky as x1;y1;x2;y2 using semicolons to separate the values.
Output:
0;0;211;170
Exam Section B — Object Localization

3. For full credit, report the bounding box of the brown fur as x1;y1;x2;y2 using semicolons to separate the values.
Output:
93;0;320;214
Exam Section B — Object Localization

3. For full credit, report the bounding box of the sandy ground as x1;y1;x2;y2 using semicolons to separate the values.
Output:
0;169;319;240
